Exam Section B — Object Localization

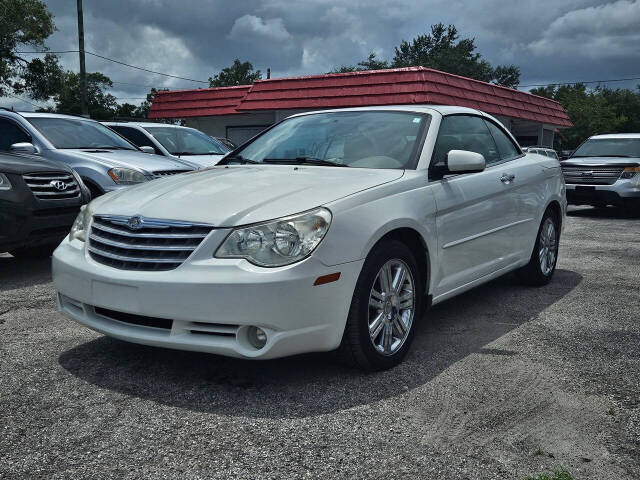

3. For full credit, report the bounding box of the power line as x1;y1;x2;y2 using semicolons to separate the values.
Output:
17;49;208;84
518;76;640;88
1;92;47;109
85;51;209;84
16;50;639;90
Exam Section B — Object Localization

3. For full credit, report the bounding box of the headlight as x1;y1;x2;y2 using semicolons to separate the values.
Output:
621;166;640;179
107;168;148;184
0;173;11;191
70;205;90;242
215;208;332;267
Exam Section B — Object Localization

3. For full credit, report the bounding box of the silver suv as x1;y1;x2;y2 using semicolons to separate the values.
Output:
562;133;640;209
104;122;230;168
0;111;195;198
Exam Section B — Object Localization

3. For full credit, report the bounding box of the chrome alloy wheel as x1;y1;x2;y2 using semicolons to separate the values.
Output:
368;259;415;356
538;217;558;276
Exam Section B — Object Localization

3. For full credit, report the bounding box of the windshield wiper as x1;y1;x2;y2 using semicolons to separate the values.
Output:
91;146;134;150
219;154;259;165
262;157;347;167
571;154;632;158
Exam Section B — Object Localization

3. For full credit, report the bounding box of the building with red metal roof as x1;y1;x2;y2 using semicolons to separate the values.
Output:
149;67;571;147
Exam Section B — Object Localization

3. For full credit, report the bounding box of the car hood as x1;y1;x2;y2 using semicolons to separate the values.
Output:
563;157;640;167
171;153;224;168
0;152;74;175
91;165;404;226
61;149;195;173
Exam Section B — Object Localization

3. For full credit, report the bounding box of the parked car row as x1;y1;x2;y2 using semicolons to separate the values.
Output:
0;109;234;255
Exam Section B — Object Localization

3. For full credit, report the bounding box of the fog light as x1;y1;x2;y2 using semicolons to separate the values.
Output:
247;326;267;349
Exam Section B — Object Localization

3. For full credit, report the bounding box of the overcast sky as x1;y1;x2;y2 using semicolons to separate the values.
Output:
5;0;640;110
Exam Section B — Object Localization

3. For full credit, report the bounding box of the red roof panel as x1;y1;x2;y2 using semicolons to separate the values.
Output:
149;67;572;127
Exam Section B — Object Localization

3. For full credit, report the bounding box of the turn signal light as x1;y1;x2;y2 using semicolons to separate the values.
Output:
313;272;341;286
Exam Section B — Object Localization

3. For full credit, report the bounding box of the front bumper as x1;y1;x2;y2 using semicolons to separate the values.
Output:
565;178;640;206
52;236;363;359
0;183;83;252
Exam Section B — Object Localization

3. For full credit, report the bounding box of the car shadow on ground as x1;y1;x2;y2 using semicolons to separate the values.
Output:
58;269;582;419
567;205;640;219
0;254;52;292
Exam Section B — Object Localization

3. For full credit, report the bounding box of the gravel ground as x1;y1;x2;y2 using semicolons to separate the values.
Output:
1;206;638;480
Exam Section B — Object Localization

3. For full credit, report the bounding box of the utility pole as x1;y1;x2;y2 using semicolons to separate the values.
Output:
77;0;89;117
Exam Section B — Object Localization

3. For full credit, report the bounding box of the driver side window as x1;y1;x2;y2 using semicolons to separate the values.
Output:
432;115;500;166
0;119;31;151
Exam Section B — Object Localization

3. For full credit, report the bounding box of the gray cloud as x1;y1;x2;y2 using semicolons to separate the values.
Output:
3;0;639;111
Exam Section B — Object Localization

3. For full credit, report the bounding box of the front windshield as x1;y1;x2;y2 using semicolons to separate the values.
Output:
28;117;137;150
226;111;430;169
572;138;640;158
144;126;228;155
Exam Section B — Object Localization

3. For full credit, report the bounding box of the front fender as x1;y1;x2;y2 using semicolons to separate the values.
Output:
313;174;438;291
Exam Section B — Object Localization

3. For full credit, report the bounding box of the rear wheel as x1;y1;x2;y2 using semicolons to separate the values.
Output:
339;239;423;371
517;210;560;286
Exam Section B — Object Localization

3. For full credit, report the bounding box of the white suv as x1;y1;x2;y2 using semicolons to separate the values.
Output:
104;122;230;168
53;106;566;370
562;133;640;209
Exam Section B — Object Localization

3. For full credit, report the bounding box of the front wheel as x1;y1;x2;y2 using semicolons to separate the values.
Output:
339;239;423;371
517;210;560;286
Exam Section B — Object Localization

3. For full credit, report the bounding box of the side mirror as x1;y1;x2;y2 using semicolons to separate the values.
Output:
10;142;37;154
446;150;485;174
139;146;155;154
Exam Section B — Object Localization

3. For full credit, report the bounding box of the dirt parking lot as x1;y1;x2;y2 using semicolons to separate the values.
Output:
1;206;638;480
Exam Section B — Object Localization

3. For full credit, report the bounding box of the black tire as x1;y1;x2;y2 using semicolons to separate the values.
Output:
517;209;560;286
9;244;56;259
339;239;424;371
83;179;103;200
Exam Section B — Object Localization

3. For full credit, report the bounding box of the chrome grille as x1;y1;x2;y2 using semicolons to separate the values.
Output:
88;215;214;271
152;170;190;179
22;172;80;200
561;165;623;185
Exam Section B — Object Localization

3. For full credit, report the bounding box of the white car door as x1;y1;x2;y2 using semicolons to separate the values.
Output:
429;115;522;298
483;120;546;261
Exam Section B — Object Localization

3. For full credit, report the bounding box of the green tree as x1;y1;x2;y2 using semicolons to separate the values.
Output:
42;71;118;119
530;83;626;149
392;23;519;87
597;85;640;133
329;53;389;74
130;87;167;118
113;102;138;118
492;65;521;89
0;0;63;99
209;59;261;87
329;24;520;87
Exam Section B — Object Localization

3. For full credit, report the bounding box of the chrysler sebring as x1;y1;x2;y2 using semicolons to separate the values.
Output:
53;106;566;370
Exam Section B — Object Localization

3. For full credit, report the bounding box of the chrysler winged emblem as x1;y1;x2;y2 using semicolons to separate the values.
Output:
127;215;143;230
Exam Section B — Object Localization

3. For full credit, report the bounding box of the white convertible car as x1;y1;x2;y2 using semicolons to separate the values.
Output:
53;106;566;370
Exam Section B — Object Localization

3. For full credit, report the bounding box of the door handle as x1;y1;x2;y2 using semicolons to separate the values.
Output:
500;173;515;184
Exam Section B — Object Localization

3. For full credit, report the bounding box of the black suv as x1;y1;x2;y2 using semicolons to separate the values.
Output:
0;151;89;257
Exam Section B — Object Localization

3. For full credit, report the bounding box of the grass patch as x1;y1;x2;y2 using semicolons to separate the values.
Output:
525;466;574;480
